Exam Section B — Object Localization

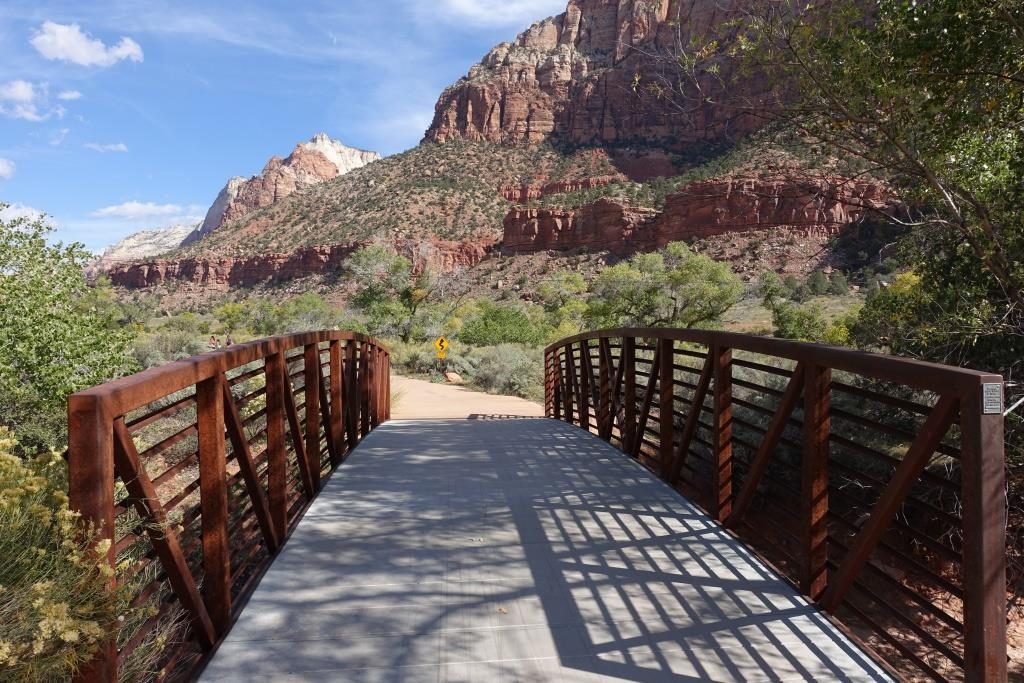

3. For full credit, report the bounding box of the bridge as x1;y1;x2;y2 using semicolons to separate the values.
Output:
66;330;1008;681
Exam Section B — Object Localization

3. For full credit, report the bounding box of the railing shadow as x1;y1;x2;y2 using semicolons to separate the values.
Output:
201;418;889;681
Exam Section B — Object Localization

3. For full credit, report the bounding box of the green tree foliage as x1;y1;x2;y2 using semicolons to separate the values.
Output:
0;208;136;449
807;270;830;296
827;272;849;296
346;245;466;343
459;301;548;346
727;0;1024;374
761;272;853;344
213;302;246;333
536;271;588;339
586;242;741;328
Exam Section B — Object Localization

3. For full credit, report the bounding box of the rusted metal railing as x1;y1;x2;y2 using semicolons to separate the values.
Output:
545;329;1007;682
67;332;390;681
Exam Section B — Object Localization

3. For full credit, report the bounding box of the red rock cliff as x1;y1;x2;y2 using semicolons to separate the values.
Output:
502;176;888;255
426;0;761;150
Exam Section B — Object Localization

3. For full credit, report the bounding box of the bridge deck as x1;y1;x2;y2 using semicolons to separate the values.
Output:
200;418;891;682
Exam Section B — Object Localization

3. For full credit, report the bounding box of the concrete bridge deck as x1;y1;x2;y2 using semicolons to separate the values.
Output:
200;417;891;682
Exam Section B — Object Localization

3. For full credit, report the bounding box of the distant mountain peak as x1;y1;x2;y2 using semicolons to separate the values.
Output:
183;133;382;245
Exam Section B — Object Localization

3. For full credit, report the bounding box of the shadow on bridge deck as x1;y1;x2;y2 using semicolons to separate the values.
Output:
200;418;891;682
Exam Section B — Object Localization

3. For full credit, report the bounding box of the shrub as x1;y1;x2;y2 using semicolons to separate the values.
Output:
828;272;850;295
468;344;543;401
0;429;119;680
0;429;185;682
807;270;830;295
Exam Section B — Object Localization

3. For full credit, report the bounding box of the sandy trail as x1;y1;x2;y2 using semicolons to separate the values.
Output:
389;374;544;419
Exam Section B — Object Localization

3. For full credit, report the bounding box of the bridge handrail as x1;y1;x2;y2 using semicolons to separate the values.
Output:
67;331;391;681
545;328;1006;682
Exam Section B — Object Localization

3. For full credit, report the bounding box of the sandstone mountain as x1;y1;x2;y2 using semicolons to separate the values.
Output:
426;0;759;152
106;0;885;292
184;133;380;245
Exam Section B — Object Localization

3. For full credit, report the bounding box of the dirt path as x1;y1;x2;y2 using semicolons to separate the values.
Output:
390;374;544;420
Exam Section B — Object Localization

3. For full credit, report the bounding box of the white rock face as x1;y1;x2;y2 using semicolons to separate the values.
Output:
197;176;245;236
301;132;381;176
90;223;197;275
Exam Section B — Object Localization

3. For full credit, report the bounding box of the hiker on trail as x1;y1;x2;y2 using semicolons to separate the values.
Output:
225;334;234;347
208;335;218;351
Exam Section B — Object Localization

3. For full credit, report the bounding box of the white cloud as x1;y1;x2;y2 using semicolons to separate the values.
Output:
31;22;143;67
427;0;566;27
84;142;128;153
0;158;15;179
92;201;187;220
57;90;82;100
0;204;48;224
0;80;65;121
50;128;70;146
0;80;37;103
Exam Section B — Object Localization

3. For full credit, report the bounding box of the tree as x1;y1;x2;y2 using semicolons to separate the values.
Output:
657;0;1024;375
586;242;741;329
807;270;830;296
213;302;246;334
537;271;588;338
0;207;137;450
761;271;853;344
459;301;548;346
346;245;468;343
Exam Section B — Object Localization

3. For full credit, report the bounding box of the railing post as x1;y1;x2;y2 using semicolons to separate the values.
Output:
67;394;117;683
960;379;1007;682
265;350;288;539
384;350;391;421
578;340;591;431
304;344;322;491
801;363;830;600
659;337;675;480
197;374;230;635
329;340;344;464
560;347;572;424
345;341;359;447
599;338;612;441
373;346;383;427
544;349;554;418
712;344;733;522
565;344;578;426
360;342;370;437
623;337;637;454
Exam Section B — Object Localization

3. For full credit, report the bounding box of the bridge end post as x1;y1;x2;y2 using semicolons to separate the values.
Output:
960;378;1007;683
67;394;118;683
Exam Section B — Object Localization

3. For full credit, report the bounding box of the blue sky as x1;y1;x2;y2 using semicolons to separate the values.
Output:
0;0;567;251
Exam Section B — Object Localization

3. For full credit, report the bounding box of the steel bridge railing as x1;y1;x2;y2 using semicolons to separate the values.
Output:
545;328;1007;682
67;331;390;681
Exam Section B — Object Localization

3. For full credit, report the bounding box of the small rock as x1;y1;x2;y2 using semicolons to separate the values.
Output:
445;372;465;385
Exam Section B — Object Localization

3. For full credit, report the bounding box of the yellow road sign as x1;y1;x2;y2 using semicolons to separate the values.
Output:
433;336;450;353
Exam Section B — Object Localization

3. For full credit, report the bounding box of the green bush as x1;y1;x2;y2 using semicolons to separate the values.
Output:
459;302;547;346
0;429;119;680
467;344;544;401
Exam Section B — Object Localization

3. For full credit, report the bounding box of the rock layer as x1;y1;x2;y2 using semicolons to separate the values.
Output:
502;176;888;255
106;238;496;290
